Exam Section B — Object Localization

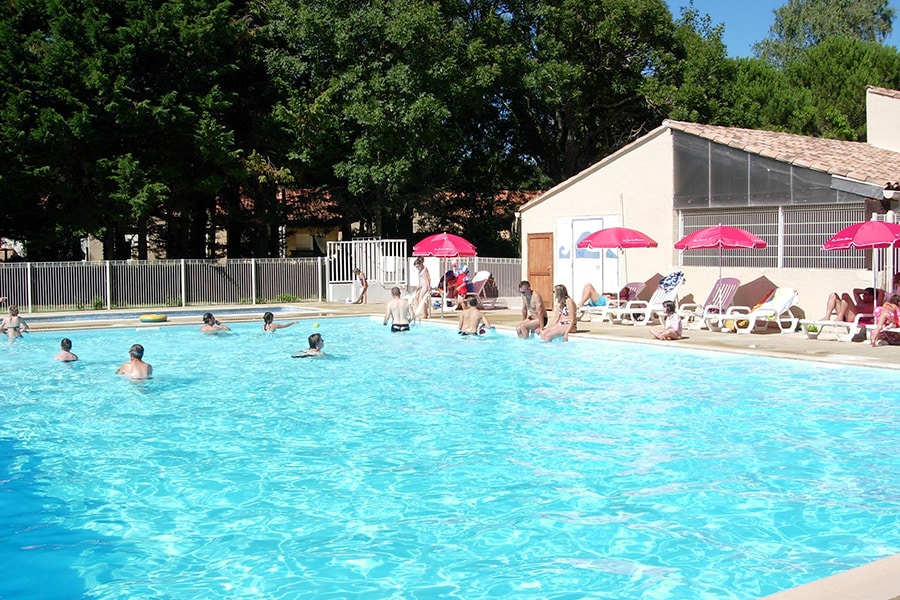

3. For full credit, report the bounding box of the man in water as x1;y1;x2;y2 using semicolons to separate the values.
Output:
293;333;325;357
458;297;492;335
383;286;413;332
55;338;79;362
116;344;153;379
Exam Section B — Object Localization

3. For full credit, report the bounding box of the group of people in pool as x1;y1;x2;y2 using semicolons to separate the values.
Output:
383;285;495;335
515;281;683;342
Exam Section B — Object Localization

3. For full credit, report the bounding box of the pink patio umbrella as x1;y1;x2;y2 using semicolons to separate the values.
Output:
576;227;658;291
412;232;477;316
412;232;477;258
675;224;767;279
822;219;900;291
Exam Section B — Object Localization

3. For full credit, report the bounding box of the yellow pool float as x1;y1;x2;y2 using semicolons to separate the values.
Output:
139;313;168;323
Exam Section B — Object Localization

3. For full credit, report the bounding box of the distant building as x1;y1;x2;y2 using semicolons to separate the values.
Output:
518;85;900;315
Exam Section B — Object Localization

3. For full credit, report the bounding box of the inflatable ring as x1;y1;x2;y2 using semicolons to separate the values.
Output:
139;313;168;323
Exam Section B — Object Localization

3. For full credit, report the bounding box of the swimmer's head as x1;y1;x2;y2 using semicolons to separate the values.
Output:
308;332;324;349
129;344;144;359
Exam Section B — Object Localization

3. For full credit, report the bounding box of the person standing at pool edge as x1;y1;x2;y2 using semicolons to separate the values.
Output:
412;257;431;319
117;344;152;379
353;268;368;304
384;287;413;331
55;338;78;361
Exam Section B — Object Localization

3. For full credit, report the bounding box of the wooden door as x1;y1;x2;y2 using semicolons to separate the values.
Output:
527;233;553;303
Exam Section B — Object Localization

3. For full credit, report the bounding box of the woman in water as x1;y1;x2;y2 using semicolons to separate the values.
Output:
262;311;297;332
540;285;577;342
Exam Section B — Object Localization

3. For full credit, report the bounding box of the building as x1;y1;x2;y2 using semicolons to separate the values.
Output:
517;86;900;316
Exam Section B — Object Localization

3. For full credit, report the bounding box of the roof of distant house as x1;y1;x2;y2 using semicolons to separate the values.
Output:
664;119;900;187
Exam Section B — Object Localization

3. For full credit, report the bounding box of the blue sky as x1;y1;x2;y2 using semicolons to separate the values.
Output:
664;0;900;57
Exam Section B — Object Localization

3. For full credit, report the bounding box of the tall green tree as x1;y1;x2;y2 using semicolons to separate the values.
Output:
754;0;895;67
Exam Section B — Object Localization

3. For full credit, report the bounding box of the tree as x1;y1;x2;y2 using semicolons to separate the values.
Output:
754;0;895;68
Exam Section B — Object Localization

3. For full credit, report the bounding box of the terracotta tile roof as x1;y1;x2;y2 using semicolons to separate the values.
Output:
664;119;900;187
867;85;900;100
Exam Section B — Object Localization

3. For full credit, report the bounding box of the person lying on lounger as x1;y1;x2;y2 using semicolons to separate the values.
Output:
820;287;880;323
576;283;631;310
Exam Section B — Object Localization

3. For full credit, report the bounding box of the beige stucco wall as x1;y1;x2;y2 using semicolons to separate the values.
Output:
520;126;886;321
866;89;900;153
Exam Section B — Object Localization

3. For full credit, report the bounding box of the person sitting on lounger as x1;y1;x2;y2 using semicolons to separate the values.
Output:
820;287;880;323
576;283;631;310
650;300;682;340
870;294;900;346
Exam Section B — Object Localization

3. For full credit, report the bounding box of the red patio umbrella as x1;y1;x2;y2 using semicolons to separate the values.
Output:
412;232;477;258
822;220;900;291
412;232;477;317
822;220;900;250
675;224;767;279
576;227;658;291
576;227;658;250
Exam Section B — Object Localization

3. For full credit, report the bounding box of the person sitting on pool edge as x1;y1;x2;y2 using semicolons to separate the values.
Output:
262;311;297;332
384;286;414;332
650;300;682;340
55;337;78;362
116;343;153;379
293;333;324;357
200;312;231;334
458;297;493;335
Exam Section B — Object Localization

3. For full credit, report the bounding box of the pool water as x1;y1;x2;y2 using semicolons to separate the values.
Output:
1;318;899;599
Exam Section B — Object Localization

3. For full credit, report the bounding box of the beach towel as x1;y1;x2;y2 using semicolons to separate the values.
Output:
659;271;685;293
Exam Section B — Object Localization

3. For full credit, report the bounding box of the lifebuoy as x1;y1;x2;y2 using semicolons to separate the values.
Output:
139;313;168;323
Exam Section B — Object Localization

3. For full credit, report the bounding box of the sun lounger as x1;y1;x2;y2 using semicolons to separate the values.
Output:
707;287;800;334
677;277;740;330
799;314;873;342
607;271;685;326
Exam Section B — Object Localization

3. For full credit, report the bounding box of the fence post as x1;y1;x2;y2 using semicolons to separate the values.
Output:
251;258;257;305
26;262;33;314
180;259;187;306
318;257;324;302
104;261;111;310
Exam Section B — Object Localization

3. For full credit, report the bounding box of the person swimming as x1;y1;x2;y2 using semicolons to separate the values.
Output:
292;333;324;357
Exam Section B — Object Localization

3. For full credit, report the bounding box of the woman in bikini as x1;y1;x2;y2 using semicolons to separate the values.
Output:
541;284;577;342
1;304;28;341
870;294;900;346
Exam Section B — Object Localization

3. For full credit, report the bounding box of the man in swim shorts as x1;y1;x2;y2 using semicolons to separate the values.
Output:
384;286;413;332
515;281;547;339
116;344;153;379
458;297;492;335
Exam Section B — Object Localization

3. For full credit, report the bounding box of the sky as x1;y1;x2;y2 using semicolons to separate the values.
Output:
664;0;900;58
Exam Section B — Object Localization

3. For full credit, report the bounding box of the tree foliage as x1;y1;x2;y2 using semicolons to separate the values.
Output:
1;0;899;259
754;0;895;67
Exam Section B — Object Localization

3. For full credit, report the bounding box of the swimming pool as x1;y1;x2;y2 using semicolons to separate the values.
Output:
2;318;899;599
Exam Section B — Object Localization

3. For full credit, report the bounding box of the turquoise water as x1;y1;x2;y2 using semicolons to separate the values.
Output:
1;318;899;599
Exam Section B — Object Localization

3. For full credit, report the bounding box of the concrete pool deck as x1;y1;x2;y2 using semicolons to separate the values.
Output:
22;300;900;599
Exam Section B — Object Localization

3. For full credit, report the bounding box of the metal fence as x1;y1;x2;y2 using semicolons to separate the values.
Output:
0;255;522;313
